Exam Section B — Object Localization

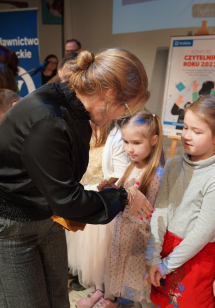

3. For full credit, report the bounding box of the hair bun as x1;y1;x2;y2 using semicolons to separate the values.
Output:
76;50;95;70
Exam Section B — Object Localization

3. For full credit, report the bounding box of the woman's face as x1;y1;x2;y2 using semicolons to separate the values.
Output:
76;91;137;126
46;57;58;72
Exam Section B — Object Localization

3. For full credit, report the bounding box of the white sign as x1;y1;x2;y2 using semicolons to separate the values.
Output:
161;35;215;137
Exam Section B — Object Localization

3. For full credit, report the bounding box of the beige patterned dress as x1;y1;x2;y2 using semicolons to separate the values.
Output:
108;165;163;303
80;141;104;186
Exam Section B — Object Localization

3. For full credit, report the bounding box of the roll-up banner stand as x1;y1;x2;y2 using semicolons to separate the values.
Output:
161;35;215;137
0;8;41;97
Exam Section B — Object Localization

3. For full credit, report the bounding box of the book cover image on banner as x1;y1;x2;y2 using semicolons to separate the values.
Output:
161;35;215;137
0;9;41;97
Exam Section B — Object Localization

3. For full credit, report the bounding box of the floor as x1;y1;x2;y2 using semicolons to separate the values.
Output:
68;280;134;308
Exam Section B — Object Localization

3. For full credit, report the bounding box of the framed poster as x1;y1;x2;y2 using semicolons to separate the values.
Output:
161;35;215;137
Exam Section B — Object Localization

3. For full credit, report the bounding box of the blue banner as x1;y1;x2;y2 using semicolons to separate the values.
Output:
0;9;41;97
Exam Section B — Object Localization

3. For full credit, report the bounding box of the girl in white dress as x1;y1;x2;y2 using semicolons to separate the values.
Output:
67;124;130;295
93;110;165;308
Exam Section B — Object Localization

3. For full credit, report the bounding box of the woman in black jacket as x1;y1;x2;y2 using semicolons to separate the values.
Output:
0;48;152;308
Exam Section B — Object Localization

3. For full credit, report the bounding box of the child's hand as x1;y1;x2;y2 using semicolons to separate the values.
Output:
155;271;163;286
127;186;153;219
213;279;215;296
143;264;166;287
97;180;108;191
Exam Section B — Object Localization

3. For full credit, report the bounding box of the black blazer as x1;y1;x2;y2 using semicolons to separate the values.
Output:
0;83;127;223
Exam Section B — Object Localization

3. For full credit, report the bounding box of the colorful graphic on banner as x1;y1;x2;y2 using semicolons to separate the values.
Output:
113;0;215;34
0;9;41;97
161;35;215;137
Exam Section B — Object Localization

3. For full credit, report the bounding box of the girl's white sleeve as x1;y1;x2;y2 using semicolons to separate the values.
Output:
102;126;130;180
145;159;171;267
84;183;99;192
110;129;130;179
85;127;129;192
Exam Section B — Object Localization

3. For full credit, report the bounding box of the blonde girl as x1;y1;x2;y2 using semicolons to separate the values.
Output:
145;96;215;308
93;110;164;308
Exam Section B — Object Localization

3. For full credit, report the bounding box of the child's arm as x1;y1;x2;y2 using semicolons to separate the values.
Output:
162;181;215;273
145;160;171;270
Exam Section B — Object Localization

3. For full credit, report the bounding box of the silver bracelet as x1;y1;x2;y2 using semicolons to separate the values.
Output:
125;188;134;210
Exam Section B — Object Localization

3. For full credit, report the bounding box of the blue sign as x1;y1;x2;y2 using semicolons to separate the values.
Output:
173;40;193;47
0;9;41;97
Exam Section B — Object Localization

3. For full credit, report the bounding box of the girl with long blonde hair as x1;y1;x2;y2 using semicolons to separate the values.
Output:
78;110;164;308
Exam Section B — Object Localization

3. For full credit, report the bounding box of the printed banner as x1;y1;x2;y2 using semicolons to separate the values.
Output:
0;9;41;97
161;35;215;137
113;0;215;34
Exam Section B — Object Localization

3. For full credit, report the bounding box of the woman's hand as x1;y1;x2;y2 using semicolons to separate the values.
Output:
127;186;153;219
143;264;166;287
97;180;118;191
213;279;215;296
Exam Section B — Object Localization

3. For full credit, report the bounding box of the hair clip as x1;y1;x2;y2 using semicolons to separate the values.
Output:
152;114;155;117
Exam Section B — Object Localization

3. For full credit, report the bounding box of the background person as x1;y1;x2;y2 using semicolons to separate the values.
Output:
0;63;17;92
0;45;19;77
41;54;58;85
0;45;20;94
0;89;20;120
65;39;82;55
47;52;78;84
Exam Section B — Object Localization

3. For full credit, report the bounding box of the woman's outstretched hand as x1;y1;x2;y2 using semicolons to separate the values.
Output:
97;184;153;219
97;180;118;191
127;186;153;219
143;264;166;287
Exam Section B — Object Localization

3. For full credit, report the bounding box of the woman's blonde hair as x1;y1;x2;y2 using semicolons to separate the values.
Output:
90;121;112;149
118;110;165;195
184;95;215;136
64;48;150;115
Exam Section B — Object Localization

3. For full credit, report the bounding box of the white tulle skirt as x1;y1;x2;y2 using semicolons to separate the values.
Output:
66;218;115;288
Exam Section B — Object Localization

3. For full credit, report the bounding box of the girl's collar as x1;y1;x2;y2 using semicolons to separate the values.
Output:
51;82;91;121
183;152;215;169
